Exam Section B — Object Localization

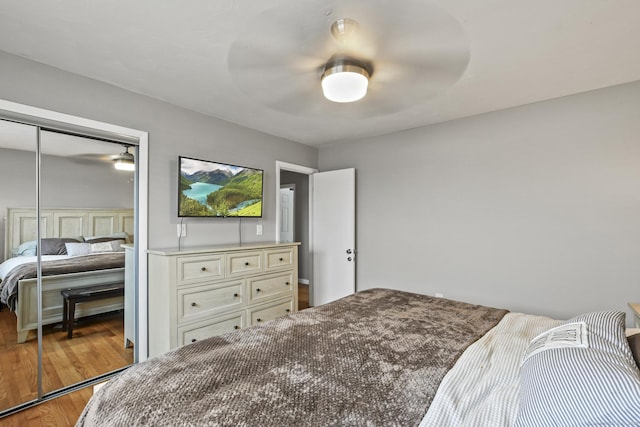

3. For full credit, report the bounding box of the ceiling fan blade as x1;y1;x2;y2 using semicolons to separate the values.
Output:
372;50;471;95
228;2;335;66
67;153;114;166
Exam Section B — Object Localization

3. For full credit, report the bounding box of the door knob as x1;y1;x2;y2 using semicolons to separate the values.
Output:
346;249;352;254
347;256;352;261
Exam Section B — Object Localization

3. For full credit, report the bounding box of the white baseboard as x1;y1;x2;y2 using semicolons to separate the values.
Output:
298;278;309;285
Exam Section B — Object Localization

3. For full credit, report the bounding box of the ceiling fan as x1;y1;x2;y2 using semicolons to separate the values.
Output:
227;0;470;117
71;145;135;171
112;146;135;171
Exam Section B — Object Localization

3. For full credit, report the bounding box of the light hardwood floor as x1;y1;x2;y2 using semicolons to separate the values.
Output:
299;283;310;310
0;308;132;426
2;388;93;427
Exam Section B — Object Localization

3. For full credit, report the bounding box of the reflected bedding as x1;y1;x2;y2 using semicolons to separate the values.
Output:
0;252;125;310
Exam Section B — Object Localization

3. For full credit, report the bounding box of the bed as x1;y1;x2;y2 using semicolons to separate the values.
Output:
1;207;133;343
77;288;640;426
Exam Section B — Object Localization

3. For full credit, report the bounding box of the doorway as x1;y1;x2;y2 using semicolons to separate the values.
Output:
276;162;316;307
276;162;357;310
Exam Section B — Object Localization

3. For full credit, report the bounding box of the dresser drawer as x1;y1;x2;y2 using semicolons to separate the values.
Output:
177;280;244;323
249;298;294;325
178;312;245;346
248;272;293;304
227;250;263;277
265;247;294;271
177;254;225;284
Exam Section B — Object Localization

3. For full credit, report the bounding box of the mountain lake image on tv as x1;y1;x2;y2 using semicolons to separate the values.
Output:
179;156;263;217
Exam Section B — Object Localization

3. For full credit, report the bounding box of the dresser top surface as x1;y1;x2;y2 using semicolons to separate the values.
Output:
148;241;300;256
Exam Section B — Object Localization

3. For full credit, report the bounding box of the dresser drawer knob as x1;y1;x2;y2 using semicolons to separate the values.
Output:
234;325;240;330
257;318;262;322
233;293;239;298
201;267;207;272
244;262;250;266
279;257;284;261
191;302;197;307
191;338;197;343
256;288;261;293
286;309;291;313
285;281;290;286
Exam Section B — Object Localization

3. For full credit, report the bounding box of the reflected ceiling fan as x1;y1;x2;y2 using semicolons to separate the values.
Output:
227;0;470;116
71;145;135;171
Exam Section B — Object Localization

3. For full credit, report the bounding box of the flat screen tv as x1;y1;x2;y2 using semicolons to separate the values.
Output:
178;156;263;218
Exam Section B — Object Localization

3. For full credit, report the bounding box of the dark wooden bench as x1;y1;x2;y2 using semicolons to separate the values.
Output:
61;282;124;339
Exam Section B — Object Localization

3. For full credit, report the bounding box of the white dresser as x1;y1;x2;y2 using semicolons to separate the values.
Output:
148;242;299;357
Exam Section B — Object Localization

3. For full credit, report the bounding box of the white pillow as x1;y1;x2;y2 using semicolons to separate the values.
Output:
65;242;92;257
16;240;37;256
65;240;122;256
90;240;122;253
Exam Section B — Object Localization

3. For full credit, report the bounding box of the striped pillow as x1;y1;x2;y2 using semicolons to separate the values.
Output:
515;311;640;426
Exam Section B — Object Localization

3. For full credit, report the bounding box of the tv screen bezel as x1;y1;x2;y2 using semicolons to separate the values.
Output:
178;156;264;218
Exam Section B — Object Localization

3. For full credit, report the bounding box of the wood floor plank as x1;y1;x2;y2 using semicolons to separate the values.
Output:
2;388;93;427
0;308;132;423
299;283;310;310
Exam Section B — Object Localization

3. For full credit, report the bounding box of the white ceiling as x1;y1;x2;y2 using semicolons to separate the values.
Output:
0;0;639;147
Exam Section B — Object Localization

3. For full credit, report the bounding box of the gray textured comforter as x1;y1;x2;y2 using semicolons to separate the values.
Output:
77;288;508;427
0;253;125;311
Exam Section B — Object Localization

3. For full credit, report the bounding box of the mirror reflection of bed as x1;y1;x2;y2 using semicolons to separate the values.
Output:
0;124;136;411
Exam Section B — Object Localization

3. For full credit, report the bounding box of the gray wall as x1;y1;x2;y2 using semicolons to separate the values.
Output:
280;170;310;281
0;51;318;250
5;50;638;325
0;146;134;260
319;80;640;325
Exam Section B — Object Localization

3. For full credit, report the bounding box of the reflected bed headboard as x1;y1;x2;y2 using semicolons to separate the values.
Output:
4;207;134;261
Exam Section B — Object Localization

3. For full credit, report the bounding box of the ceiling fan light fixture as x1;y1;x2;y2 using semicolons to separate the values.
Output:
114;158;135;171
113;146;135;171
321;62;369;103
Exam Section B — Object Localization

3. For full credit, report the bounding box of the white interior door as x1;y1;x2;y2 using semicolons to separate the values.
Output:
312;168;355;306
279;185;295;242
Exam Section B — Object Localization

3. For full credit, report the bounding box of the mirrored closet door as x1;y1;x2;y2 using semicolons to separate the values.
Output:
39;129;135;395
0;120;38;411
0;119;137;414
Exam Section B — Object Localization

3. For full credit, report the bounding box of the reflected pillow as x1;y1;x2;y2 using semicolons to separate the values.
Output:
40;238;81;255
65;243;92;257
84;237;126;245
90;240;123;253
65;240;123;256
83;232;129;243
16;240;37;256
